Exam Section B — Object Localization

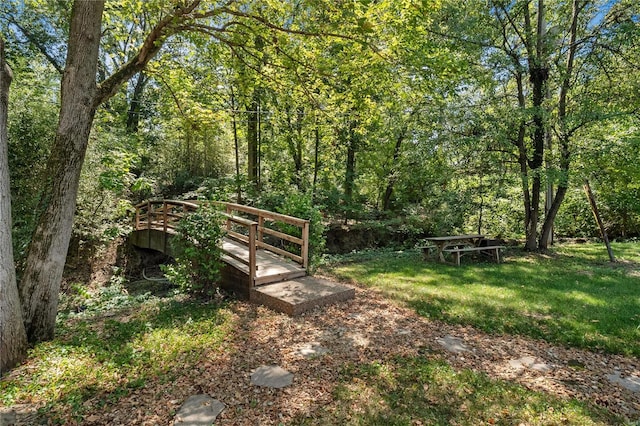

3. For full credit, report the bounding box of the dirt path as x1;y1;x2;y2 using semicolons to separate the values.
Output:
72;283;638;425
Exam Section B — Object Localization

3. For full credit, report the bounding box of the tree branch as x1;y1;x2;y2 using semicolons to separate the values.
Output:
93;0;203;107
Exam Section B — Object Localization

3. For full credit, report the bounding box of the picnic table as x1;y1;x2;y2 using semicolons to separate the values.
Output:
422;234;505;266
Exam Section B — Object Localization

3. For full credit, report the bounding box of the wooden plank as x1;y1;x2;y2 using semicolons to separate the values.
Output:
248;223;257;286
256;241;303;264
220;202;309;227
254;270;306;286
227;230;249;244
223;213;257;227
260;226;303;245
443;245;505;253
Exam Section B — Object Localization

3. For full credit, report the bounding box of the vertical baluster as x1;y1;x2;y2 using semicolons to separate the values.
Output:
163;201;168;234
249;222;257;286
258;214;264;248
301;220;309;270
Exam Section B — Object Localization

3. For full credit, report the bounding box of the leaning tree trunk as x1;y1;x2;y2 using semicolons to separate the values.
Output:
18;0;104;342
17;0;205;343
0;37;28;372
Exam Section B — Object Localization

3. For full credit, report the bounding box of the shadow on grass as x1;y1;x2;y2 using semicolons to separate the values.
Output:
293;356;620;425
324;246;640;356
1;295;231;423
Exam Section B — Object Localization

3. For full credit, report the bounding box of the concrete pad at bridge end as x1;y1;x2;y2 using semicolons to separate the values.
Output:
250;276;355;316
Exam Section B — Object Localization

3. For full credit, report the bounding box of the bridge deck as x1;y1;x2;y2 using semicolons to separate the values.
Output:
221;237;306;286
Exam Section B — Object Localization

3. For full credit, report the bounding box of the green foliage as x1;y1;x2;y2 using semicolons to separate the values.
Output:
6;57;58;261
163;205;225;298
324;242;640;357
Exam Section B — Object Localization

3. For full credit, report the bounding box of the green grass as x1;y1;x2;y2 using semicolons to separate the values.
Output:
322;242;640;356
293;356;620;425
0;286;232;423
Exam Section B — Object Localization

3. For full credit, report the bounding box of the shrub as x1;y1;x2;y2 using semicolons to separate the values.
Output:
162;205;225;298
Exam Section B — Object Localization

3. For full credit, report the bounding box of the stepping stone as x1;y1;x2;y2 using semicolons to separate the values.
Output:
436;335;470;353
251;365;294;388
297;342;329;358
508;356;552;372
606;371;640;393
174;394;225;426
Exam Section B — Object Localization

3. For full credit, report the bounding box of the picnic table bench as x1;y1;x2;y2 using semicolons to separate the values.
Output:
443;244;505;266
421;234;505;266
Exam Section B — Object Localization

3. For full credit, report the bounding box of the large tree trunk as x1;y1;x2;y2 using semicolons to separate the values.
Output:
126;71;147;133
0;37;28;373
19;0;104;342
538;0;582;250
382;122;411;211
523;0;548;251
247;96;259;188
343;119;358;222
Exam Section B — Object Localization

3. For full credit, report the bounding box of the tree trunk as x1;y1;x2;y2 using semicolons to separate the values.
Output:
538;0;582;250
247;96;259;188
382;123;410;211
230;87;242;203
523;0;548;251
126;71;146;133
19;0;104;343
343;120;358;222
312;115;320;201
15;0;208;344
583;179;615;262
0;37;28;373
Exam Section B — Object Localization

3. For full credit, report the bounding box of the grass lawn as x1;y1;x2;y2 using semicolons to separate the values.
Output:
323;242;640;357
294;357;618;425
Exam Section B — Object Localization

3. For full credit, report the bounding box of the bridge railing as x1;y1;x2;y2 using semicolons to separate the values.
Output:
216;202;310;271
134;200;199;234
134;200;310;283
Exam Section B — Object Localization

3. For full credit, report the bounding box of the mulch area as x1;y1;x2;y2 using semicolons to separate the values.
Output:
6;282;640;425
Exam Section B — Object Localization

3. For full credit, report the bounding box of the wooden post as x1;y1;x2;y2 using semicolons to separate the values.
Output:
258;214;264;246
146;201;151;230
226;204;232;233
162;201;168;234
248;223;257;286
301;221;310;269
583;179;615;262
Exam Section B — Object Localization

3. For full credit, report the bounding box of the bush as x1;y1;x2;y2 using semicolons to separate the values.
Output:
162;205;225;298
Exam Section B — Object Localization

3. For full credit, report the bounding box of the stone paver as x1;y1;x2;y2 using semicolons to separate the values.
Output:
508;356;552;372
297;342;329;358
606;371;640;393
436;335;471;353
173;394;225;426
251;365;294;388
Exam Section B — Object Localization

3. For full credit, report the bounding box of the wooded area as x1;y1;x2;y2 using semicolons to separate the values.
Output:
0;0;639;373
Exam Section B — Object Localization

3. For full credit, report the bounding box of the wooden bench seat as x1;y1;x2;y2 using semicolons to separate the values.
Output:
417;245;437;259
443;245;505;266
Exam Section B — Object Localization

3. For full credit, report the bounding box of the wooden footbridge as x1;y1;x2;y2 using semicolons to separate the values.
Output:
129;200;353;315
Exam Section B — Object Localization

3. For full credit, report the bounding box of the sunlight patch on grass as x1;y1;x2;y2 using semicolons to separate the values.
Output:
322;243;640;355
0;296;232;421
299;356;620;425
